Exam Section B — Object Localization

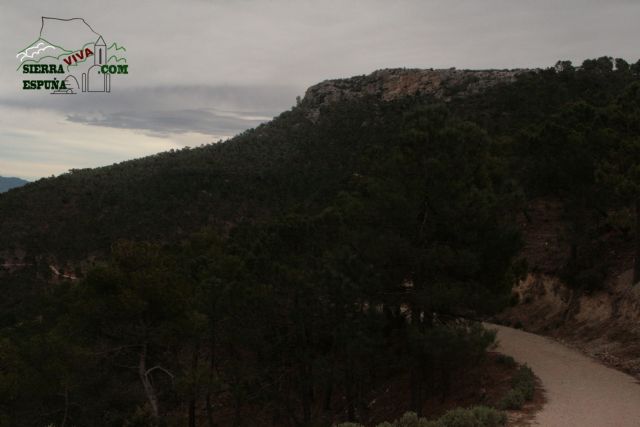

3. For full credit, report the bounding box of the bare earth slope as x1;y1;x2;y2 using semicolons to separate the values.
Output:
489;324;640;426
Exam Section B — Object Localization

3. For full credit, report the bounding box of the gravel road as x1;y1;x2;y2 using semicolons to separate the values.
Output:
489;324;640;427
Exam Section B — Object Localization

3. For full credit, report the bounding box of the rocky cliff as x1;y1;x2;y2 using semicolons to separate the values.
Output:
300;67;526;120
498;198;640;380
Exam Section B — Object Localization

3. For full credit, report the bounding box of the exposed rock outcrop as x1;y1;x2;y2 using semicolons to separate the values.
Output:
499;271;640;379
300;68;529;120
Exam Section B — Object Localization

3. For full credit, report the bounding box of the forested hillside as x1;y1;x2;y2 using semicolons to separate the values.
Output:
1;57;640;426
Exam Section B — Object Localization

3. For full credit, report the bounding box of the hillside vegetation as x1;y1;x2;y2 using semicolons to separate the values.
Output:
1;57;640;426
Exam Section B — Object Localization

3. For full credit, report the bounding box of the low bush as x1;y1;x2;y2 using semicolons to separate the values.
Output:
336;406;506;427
498;364;535;409
513;320;524;329
498;388;525;410
494;354;516;367
435;406;507;427
512;365;535;400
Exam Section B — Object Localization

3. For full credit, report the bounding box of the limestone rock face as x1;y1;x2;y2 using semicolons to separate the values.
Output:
300;68;529;120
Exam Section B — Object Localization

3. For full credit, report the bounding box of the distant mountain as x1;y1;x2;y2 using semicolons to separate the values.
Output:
0;177;28;193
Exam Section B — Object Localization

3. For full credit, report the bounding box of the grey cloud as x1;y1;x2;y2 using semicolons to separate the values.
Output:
0;85;300;113
1;84;301;136
66;107;268;136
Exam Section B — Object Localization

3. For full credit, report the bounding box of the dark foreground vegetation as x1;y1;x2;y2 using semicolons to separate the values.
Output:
1;57;640;426
337;406;507;427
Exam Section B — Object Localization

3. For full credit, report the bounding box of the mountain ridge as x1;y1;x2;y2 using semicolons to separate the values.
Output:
1;60;637;268
0;176;28;193
300;67;525;120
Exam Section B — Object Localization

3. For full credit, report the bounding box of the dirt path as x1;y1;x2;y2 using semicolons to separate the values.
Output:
488;323;640;427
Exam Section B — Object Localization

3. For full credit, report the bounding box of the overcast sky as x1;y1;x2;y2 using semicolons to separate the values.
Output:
1;0;639;180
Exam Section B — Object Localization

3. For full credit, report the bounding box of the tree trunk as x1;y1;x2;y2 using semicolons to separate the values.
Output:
345;359;356;422
411;301;421;326
139;344;160;423
440;369;451;403
410;367;421;415
189;344;200;427
634;200;640;284
570;242;578;266
323;376;333;411
301;363;313;426
189;400;196;427
233;399;242;427
60;385;69;427
206;334;216;427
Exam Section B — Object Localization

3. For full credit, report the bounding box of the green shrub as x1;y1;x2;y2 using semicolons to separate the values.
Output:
122;405;154;427
498;388;525;410
511;365;535;400
337;407;506;427
494;354;516;367
437;406;507;427
513;320;524;329
395;412;421;427
498;364;535;409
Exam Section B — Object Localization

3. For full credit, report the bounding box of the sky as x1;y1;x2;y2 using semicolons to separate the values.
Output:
1;0;639;180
